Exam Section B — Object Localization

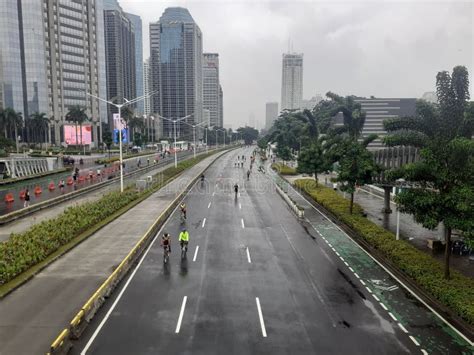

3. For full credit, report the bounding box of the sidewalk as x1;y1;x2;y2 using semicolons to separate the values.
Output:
0;151;226;355
284;172;474;279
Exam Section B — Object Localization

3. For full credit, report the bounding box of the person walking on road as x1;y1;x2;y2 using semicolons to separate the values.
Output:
23;188;30;208
247;169;250;180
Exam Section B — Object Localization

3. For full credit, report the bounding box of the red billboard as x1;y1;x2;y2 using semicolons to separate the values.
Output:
64;125;92;145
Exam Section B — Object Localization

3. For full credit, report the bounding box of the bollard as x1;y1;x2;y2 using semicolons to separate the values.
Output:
4;193;14;203
66;176;73;185
34;186;42;194
19;190;26;199
48;182;55;190
79;175;85;183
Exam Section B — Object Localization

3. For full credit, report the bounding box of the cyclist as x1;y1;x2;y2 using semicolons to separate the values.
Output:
179;228;189;254
200;174;205;182
247;169;250;180
161;232;171;253
234;183;239;197
180;202;187;220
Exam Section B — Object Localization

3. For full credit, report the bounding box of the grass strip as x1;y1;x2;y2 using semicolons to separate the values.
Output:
271;162;298;175
0;150;222;294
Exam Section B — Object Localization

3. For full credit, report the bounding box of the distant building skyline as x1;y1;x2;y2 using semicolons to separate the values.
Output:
149;7;203;139
265;102;279;129
281;53;303;111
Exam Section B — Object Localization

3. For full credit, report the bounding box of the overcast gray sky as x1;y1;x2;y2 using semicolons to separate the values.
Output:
120;0;473;129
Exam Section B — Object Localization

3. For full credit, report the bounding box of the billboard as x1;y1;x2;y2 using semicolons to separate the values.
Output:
64;125;92;145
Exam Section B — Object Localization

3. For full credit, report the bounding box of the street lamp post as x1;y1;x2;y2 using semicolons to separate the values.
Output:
157;114;193;168
182;121;206;158
86;91;155;192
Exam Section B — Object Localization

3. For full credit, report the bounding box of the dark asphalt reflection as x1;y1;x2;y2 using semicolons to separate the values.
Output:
74;147;419;355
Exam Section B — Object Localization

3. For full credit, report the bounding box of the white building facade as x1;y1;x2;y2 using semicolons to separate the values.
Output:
281;53;303;111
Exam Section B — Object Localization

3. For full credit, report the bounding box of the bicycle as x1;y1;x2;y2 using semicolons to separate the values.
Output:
163;245;170;264
180;209;186;224
180;241;188;259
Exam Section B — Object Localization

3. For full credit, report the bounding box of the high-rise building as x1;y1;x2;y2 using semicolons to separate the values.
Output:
355;98;416;150
203;53;220;127
103;0;136;125
281;53;303;111
218;84;223;128
265;102;279;129
126;12;144;114
143;59;151;116
0;0;107;146
149;7;203;139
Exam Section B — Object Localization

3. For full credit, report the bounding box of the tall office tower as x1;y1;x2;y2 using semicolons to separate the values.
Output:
143;59;151;116
149;7;203;139
0;0;107;146
126;12;144;114
281;53;303;111
103;0;136;125
218;84;223;128
265;102;279;129
203;53;220;128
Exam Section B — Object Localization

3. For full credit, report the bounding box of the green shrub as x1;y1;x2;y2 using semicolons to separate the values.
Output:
271;163;298;175
0;150;220;285
294;178;474;325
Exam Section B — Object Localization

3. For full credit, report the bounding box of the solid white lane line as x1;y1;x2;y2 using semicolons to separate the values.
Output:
241;218;245;229
202;218;206;228
409;335;420;347
398;322;408;333
380;303;388;311
175;296;188;333
388;312;397;321
246;247;252;263
256;297;267;337
193;246;199;262
208;202;211;208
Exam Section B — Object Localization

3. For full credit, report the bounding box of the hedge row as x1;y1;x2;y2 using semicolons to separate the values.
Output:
294;178;474;325
0;151;217;285
271;163;298;175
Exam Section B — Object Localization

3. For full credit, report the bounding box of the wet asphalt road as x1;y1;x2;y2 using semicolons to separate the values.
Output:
74;147;425;355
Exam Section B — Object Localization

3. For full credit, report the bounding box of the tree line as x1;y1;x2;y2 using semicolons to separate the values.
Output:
261;66;474;279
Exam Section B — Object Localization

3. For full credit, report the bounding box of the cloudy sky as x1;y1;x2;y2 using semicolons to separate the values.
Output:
120;0;473;129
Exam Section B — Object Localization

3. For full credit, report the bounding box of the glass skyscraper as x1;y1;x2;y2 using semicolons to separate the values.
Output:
0;0;107;146
126;12;144;114
150;7;203;139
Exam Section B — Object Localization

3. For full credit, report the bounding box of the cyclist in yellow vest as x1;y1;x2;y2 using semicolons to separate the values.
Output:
179;228;189;251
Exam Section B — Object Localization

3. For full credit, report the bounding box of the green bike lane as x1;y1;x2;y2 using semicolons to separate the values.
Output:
269;170;474;355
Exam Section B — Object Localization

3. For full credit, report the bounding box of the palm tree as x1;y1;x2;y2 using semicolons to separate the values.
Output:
0;108;7;138
65;106;88;151
30;112;50;148
3;108;23;152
